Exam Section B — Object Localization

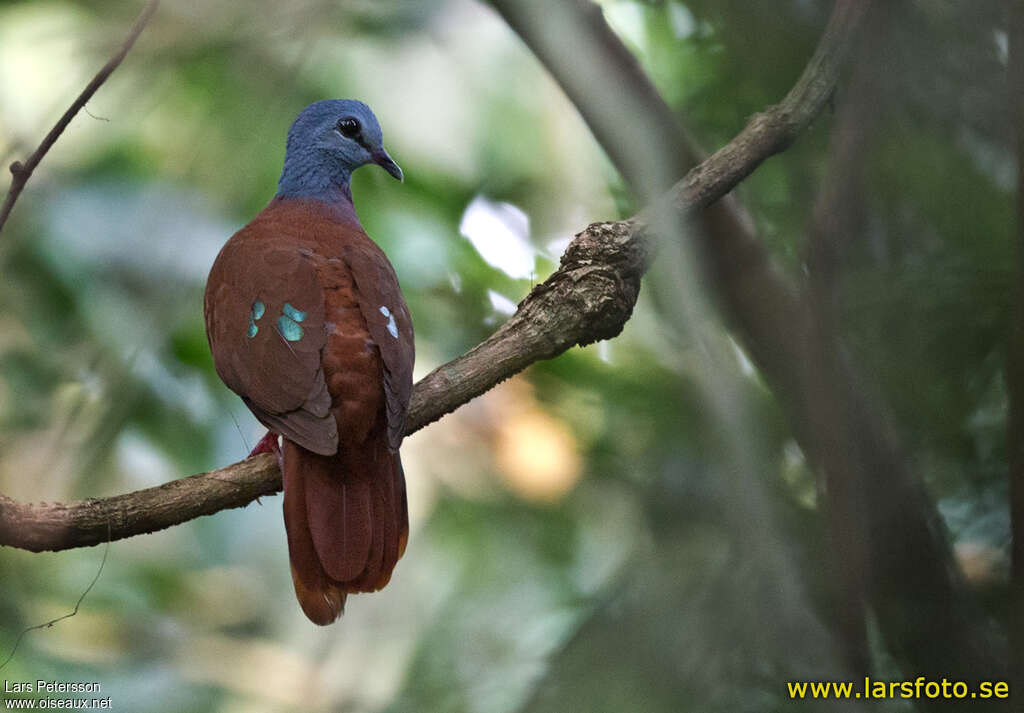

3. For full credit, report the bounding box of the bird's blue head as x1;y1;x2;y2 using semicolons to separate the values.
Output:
277;99;403;202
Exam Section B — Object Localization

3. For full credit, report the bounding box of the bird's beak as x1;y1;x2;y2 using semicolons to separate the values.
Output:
371;148;404;182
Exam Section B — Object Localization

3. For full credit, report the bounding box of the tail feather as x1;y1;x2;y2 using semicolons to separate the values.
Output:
282;442;347;625
283;435;408;625
377;452;400;581
306;454;372;583
353;502;384;591
396;458;409;559
356;448;395;591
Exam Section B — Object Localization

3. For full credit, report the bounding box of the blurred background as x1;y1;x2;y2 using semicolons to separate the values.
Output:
0;0;1012;711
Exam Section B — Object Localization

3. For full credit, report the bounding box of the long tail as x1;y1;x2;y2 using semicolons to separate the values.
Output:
282;434;408;625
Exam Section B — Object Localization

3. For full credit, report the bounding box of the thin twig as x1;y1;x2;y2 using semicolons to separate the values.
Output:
83;106;111;122
0;526;111;671
0;0;159;234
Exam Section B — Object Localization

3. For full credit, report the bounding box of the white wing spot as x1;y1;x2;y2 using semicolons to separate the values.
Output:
378;305;397;338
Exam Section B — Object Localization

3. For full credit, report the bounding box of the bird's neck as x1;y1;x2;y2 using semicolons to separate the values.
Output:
276;150;355;206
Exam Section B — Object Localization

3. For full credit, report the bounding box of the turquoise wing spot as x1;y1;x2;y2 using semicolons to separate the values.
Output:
247;300;266;339
278;315;304;341
282;303;307;322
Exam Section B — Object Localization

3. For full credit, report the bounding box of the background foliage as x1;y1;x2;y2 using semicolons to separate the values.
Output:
0;0;1011;711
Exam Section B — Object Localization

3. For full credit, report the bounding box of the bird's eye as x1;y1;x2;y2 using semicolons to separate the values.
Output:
337;118;361;138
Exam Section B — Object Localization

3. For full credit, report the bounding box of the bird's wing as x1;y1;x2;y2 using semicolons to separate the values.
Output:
344;241;415;451
205;234;338;455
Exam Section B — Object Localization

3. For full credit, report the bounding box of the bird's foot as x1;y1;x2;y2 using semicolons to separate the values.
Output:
250;431;284;472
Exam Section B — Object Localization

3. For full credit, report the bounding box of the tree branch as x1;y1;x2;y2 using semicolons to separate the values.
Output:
408;220;647;433
0;0;159;234
802;39;879;677
670;0;869;213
